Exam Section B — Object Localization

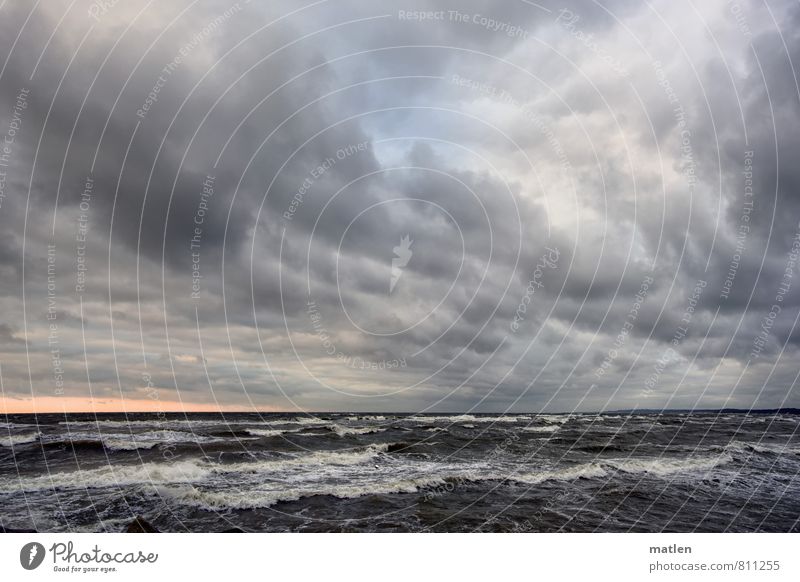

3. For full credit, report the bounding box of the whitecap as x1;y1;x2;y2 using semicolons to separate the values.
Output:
405;415;532;424
246;427;304;438
0;432;41;447
522;425;560;433
724;441;800;456
604;454;732;477
158;473;450;510
328;425;386;437
0;444;391;494
512;463;608;484
0;459;214;493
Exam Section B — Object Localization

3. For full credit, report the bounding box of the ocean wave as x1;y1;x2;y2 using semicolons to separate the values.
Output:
512;463;609;484
241;417;328;428
722;441;800;456
522;425;560;433
604;454;732;477
47;430;224;451
539;415;571;424
327;425;386;437
58;418;326;430
158;473;450;510
245;428;301;438
246;425;385;438
404;415;478;423
291;417;329;426
221;444;390;472
0;460;214;493
511;455;731;484
0;444;391;493
0;422;40;430
59;419;237;430
106;430;226;450
159;461;609;510
0;432;41;447
1;429;230;452
101;439;159;451
403;415;532;424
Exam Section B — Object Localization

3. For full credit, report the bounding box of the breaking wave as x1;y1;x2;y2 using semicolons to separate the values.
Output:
0;432;41;447
522;425;560;433
327;425;386;437
0;444;391;494
604;454;732;477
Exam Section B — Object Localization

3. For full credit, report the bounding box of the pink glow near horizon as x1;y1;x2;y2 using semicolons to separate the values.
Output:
0;396;284;414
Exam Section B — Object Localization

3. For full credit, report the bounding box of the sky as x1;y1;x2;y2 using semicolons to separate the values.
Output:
0;0;798;414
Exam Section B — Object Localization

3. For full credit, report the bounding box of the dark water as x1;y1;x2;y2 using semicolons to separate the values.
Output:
1;412;799;532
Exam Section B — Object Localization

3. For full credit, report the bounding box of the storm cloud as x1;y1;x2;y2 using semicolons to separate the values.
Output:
0;0;798;413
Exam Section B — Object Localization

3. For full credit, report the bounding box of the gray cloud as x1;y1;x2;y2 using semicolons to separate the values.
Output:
0;0;799;413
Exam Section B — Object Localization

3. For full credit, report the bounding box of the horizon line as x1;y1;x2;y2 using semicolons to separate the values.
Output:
4;407;799;415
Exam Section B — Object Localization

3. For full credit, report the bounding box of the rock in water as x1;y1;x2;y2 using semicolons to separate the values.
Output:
124;516;158;533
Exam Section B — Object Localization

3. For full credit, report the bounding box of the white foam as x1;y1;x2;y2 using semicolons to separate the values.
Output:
101;439;159;451
159;473;450;510
0;432;41;447
538;415;571;424
404;415;476;423
522;425;560;433
246;428;296;438
604;454;732;477
477;415;533;423
404;415;531;424
158;458;614;510
221;444;390;473
513;463;609;484
247;425;384;438
328;424;386;437
500;454;732;486
59;419;226;430
0;459;214;493
46;430;224;451
724;441;800;455
292;417;329;426
0;444;391;494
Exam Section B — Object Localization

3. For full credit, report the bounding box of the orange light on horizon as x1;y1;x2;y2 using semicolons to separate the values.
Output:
0;396;283;414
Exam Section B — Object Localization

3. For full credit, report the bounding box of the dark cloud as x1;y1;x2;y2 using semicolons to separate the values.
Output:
0;0;798;412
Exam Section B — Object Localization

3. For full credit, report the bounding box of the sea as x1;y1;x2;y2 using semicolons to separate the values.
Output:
1;412;798;532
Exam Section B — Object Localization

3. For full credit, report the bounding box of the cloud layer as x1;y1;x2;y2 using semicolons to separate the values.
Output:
1;0;799;413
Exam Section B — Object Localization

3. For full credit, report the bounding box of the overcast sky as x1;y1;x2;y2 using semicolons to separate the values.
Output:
0;0;798;413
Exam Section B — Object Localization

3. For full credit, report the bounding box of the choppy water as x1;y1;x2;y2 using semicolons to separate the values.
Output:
1;412;799;532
